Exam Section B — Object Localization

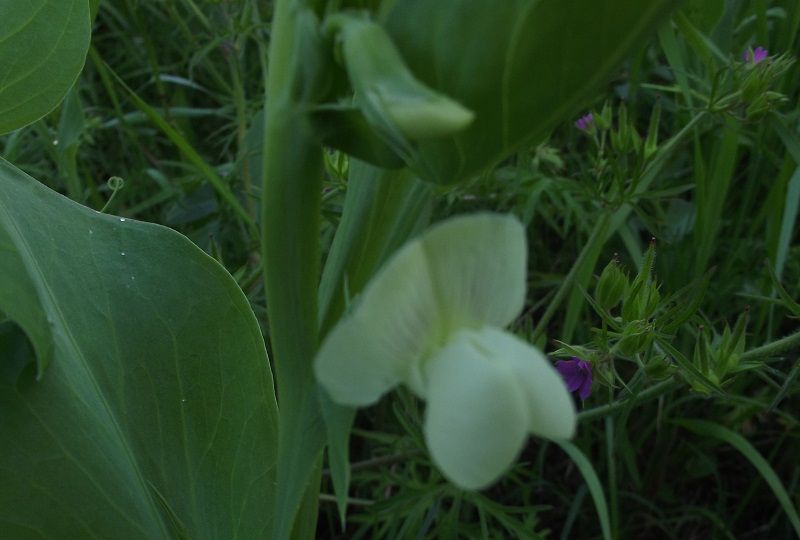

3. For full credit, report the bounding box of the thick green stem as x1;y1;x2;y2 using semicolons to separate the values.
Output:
261;1;326;538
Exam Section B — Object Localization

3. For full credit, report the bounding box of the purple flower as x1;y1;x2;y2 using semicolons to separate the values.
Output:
555;357;593;400
743;46;768;65
574;112;594;132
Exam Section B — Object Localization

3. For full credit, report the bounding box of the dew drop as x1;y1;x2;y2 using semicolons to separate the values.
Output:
89;229;94;235
120;252;126;256
52;139;59;146
119;217;126;222
181;399;187;403
130;276;135;281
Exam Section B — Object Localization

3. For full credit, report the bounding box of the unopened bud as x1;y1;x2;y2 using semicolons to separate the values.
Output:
595;256;628;311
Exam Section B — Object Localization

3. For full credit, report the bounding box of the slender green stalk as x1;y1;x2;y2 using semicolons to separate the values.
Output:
605;414;619;539
578;378;678;422
741;330;800;361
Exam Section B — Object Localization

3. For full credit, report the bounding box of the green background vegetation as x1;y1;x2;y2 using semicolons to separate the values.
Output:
1;0;799;538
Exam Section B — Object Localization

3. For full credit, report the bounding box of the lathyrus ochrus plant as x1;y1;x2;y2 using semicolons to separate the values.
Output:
1;0;682;538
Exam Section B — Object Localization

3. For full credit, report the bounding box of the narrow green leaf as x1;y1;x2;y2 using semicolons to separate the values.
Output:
773;165;800;281
555;441;613;540
693;119;739;274
656;338;724;394
765;262;800;316
673;11;728;70
658;23;694;110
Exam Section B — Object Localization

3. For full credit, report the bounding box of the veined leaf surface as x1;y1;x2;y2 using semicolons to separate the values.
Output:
0;0;91;134
381;0;675;184
0;158;278;539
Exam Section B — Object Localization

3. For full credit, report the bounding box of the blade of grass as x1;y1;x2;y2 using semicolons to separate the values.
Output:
770;118;800;280
560;485;588;540
554;440;613;540
658;22;694;111
605;416;619;538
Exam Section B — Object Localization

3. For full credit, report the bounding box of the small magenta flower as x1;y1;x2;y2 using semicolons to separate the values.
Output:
574;112;594;132
555;358;593;400
742;46;768;65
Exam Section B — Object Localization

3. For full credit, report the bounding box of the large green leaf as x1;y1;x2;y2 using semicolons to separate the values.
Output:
0;158;278;539
0;0;91;134
380;0;675;184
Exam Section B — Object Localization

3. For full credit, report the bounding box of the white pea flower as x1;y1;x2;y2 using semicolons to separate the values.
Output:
314;213;575;489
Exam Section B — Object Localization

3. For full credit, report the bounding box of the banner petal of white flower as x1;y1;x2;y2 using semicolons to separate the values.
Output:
423;330;530;490
315;213;527;403
420;213;526;332
313;315;398;405
315;241;441;403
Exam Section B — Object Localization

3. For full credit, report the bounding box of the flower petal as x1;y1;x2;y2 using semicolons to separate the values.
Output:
315;241;440;404
420;213;527;331
423;331;530;490
315;213;528;403
555;360;584;392
480;328;577;440
314;315;400;405
577;374;593;401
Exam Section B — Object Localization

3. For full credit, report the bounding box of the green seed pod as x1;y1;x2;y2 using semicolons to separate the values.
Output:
644;98;661;161
595;256;629;311
643;282;661;319
612;103;630;153
621;239;658;321
644;354;673;379
630;125;642;154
